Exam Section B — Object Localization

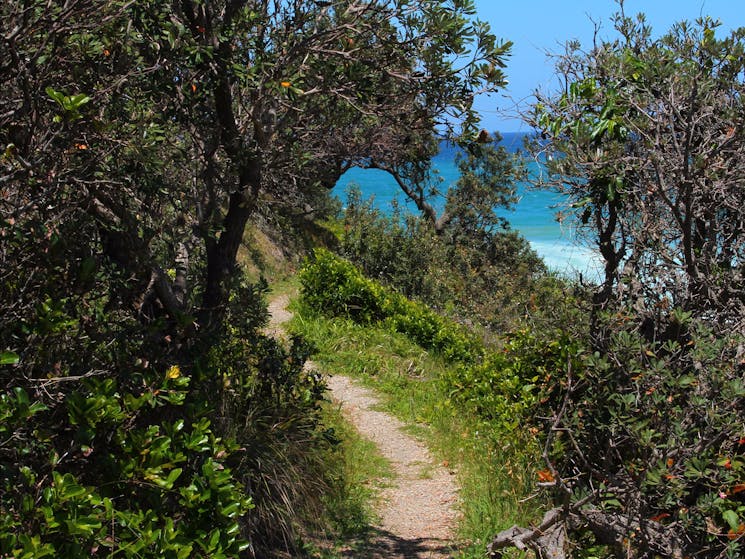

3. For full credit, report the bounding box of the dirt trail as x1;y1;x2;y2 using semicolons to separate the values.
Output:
266;294;459;559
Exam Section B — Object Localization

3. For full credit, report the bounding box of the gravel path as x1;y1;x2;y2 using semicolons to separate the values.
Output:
266;294;460;558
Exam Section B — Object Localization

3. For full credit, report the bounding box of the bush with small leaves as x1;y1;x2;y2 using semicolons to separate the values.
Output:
300;249;481;362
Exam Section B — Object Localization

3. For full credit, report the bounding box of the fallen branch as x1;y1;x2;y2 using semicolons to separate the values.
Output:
487;508;568;559
487;506;686;559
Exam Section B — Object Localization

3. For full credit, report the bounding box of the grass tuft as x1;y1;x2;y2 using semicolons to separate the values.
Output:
304;400;393;558
289;302;543;558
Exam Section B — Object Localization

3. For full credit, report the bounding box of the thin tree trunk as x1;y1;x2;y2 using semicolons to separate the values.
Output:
200;159;261;329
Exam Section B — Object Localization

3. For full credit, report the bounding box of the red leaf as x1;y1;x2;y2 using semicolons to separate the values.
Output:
537;469;555;483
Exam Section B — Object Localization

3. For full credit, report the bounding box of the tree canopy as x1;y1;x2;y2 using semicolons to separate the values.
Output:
489;10;745;559
2;0;511;339
530;10;745;332
0;1;512;556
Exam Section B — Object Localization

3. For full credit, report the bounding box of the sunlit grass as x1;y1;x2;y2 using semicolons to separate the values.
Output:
305;401;394;558
267;273;302;299
289;301;542;558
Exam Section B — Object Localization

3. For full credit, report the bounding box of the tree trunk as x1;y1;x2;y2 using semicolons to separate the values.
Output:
488;507;686;559
200;159;261;330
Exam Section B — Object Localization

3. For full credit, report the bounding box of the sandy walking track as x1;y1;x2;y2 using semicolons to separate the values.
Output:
267;295;460;558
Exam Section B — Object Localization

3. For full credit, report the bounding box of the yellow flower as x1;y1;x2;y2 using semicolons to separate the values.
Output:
166;365;180;379
280;81;291;88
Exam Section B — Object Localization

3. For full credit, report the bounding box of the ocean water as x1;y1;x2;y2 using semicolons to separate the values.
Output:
332;132;602;278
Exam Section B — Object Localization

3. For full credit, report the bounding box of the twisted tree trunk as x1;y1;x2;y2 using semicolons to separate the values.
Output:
488;506;686;559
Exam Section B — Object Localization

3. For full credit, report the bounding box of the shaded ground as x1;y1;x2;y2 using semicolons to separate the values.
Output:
266;294;460;558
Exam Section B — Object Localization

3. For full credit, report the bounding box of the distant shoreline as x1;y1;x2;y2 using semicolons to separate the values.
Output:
333;133;602;279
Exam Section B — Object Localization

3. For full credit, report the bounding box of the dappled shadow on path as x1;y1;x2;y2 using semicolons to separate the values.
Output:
265;293;460;559
337;527;456;559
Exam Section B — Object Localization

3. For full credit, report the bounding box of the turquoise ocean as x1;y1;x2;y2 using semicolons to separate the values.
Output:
332;132;602;278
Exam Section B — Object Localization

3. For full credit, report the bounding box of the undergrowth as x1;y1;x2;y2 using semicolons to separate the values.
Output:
304;402;393;558
288;303;543;558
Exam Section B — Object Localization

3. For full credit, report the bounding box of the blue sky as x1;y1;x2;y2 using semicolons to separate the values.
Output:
473;0;745;132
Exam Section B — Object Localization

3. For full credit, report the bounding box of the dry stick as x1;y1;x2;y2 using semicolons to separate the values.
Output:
488;352;688;559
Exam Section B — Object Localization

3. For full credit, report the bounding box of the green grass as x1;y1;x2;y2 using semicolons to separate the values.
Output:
304;401;393;558
288;300;543;558
268;273;302;300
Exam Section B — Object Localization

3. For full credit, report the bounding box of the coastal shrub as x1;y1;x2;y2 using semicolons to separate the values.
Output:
488;13;745;559
198;330;330;556
384;295;479;362
0;206;258;557
533;314;745;558
298;247;389;323
0;257;331;558
337;186;551;333
0;362;253;559
339;189;442;301
300;249;481;362
441;329;585;433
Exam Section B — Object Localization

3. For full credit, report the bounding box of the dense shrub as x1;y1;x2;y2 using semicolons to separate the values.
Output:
298;247;390;323
337;188;572;334
198;327;330;556
0;363;253;558
543;315;745;558
179;275;332;556
339;190;442;301
384;295;480;362
0;209;256;557
486;13;745;559
442;329;585;432
300;249;481;362
0;259;331;558
487;308;745;559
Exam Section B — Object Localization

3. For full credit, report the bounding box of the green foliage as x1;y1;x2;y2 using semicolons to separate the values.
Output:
0;365;252;558
44;87;91;123
543;316;745;557
338;189;440;302
530;13;745;324
442;329;584;432
300;249;481;362
336;186;561;334
298;247;389;324
446;139;523;239
0;351;20;365
518;11;745;558
385;294;480;363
